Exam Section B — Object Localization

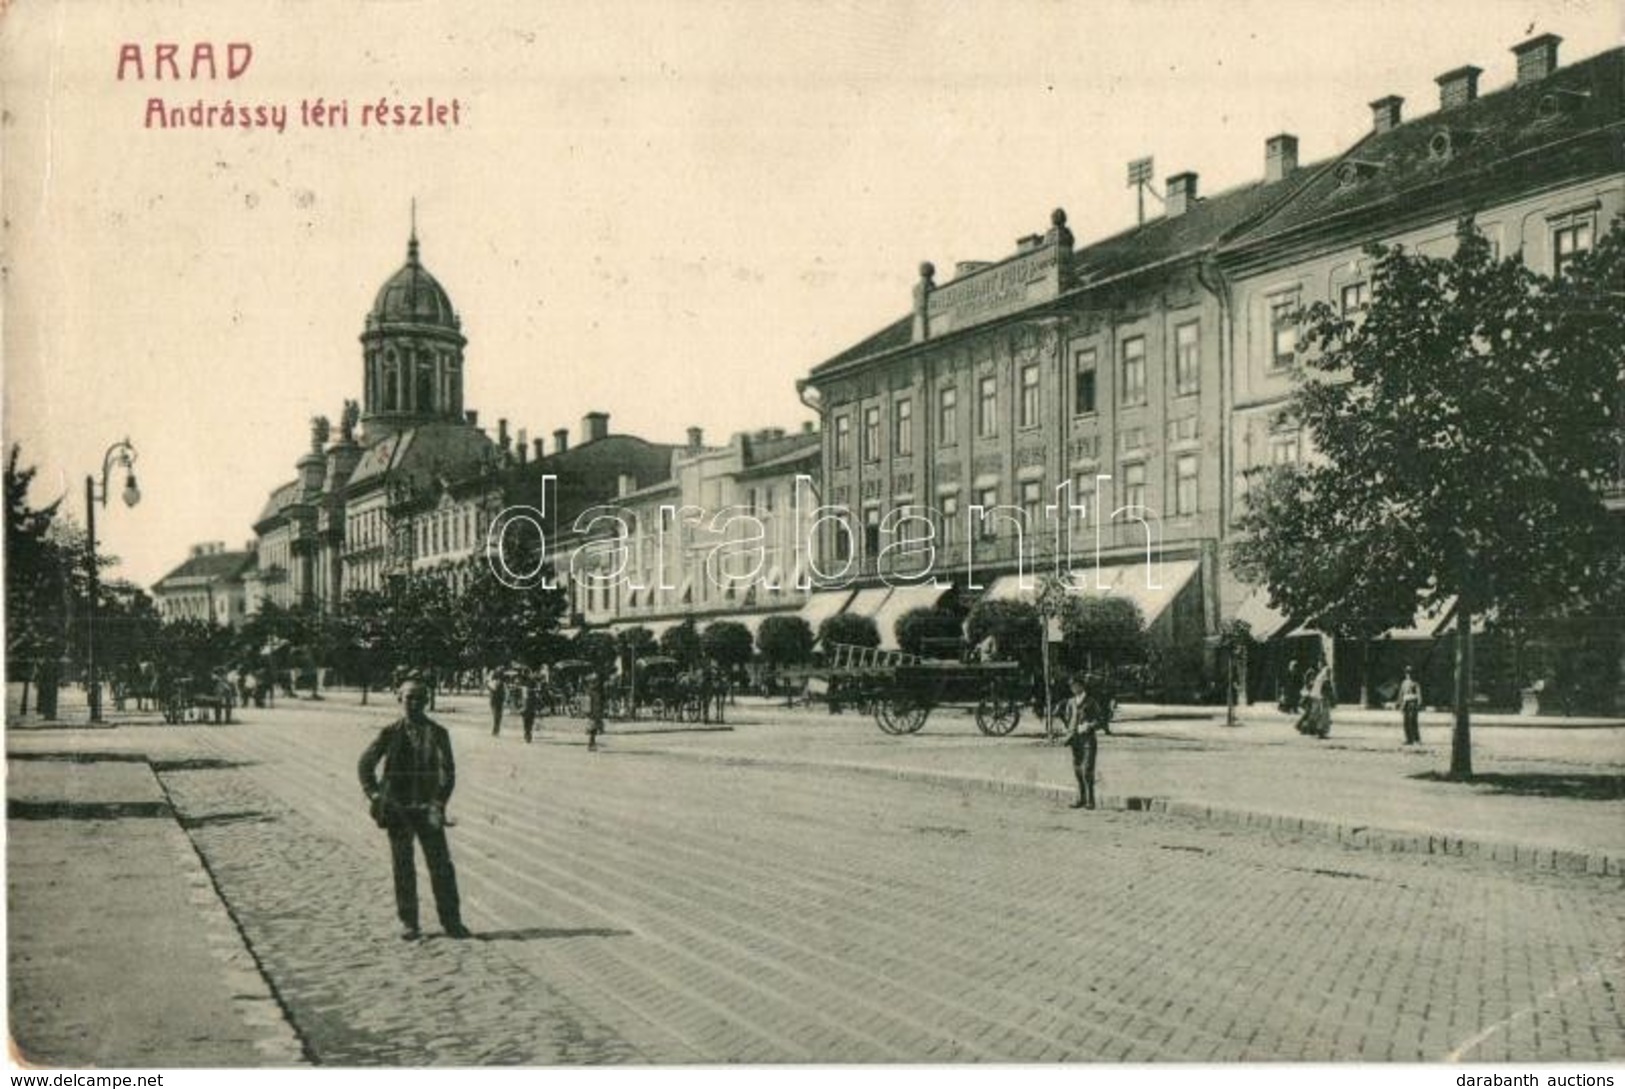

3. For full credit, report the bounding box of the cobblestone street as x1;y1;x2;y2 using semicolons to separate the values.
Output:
10;699;1622;1065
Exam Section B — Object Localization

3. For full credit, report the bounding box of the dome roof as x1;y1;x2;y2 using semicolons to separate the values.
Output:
368;235;459;331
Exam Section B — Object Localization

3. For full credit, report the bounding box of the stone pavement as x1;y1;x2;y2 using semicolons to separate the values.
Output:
6;749;305;1066
6;685;1623;1065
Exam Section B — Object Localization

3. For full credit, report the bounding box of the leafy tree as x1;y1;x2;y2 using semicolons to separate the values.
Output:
1059;595;1146;673
659;618;703;667
963;597;1039;662
615;625;658;675
756;614;814;668
1231;219;1625;778
4;446;86;718
893;607;962;658
818;612;879;650
572;631;618;677
701;620;754;673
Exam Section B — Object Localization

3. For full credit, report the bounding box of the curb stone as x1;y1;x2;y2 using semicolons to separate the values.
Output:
627;745;1625;878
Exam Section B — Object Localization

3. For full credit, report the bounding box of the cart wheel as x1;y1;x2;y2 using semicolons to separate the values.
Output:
876;698;929;735
975;696;1022;736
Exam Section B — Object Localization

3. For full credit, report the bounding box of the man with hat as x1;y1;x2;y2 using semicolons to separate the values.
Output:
358;680;471;940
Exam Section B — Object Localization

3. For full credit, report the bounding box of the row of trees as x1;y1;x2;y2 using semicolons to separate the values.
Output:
1231;218;1625;777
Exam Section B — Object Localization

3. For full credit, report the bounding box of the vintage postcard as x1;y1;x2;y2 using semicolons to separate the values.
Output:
4;0;1622;1079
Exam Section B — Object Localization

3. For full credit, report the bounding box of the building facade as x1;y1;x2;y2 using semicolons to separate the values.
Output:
800;34;1623;687
152;542;256;627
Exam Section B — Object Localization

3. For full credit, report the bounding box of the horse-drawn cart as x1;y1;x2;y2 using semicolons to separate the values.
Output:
823;644;1029;736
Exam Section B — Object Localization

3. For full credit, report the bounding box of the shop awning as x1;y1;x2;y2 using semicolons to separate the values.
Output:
845;586;894;620
1079;559;1198;628
873;582;954;650
798;589;855;632
1232;588;1294;641
986;560;1198;629
1378;596;1457;641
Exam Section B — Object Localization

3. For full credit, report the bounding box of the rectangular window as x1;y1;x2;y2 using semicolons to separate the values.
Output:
1073;349;1097;416
1021;479;1044;532
938;387;958;446
1270;294;1299;370
1175;453;1199;516
864;506;881;557
1553;221;1593;278
1123;462;1146;512
1120;336;1146;406
863;405;881;462
940;492;959;544
978;376;998;438
1070;473;1096;528
1340;281;1369;315
1019;364;1040;429
1174;322;1200;395
833;517;852;561
977;486;999;539
894;398;913;457
834;414;851;467
1269;432;1301;466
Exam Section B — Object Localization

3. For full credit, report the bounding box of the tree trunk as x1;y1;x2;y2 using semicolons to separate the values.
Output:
1359;638;1372;708
1451;602;1474;779
19;677;30;716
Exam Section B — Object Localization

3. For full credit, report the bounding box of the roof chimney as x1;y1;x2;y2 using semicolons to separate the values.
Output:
532;437;546;461
1014;233;1044;253
1370;95;1404;133
617;473;637;498
517;429;529;465
954;261;992;278
553;428;569;454
1436;65;1482;110
686;426;703;452
581;412;609;445
911;261;935;343
802;420;816;434
1265;134;1299;184
1165;172;1198;217
1512;33;1561;85
498;418;510;451
465;410;479;427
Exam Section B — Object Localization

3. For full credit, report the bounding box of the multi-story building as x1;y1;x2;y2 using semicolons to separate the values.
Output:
800;34;1622;685
587;424;822;641
152;542;256;627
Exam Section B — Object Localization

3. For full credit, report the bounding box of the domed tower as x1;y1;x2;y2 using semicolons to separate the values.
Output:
359;227;467;440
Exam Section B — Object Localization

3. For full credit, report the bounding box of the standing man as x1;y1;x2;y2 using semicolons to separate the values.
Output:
1063;675;1101;810
1398;666;1422;746
587;671;605;751
358;680;471;941
487;668;507;736
519;667;540;744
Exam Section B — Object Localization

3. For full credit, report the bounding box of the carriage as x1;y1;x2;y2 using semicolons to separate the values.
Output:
822;644;1030;736
627;656;707;721
543;659;598;716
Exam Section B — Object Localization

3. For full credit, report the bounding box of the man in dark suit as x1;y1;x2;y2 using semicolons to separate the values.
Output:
358;680;471;941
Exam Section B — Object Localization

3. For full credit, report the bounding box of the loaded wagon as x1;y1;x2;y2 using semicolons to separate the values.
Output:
822;644;1030;736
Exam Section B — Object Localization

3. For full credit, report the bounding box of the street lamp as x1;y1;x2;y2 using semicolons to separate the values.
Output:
85;438;140;723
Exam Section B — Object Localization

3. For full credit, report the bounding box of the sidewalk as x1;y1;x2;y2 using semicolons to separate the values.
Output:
5;749;306;1066
579;697;1625;877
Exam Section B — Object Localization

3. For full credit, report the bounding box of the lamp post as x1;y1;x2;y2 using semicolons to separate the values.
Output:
85;438;140;723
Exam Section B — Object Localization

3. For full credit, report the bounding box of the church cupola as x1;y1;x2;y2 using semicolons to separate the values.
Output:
359;221;468;440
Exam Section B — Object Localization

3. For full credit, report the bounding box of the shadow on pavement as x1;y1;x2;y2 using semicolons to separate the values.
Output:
8;800;172;820
150;757;257;772
7;751;148;763
1410;770;1625;801
177;811;277;829
466;926;634;942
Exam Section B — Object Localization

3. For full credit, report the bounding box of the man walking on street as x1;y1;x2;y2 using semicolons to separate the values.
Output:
519;667;540;744
587;672;605;751
1063;675;1101;810
1398;666;1422;746
358;680;471;941
487;669;506;736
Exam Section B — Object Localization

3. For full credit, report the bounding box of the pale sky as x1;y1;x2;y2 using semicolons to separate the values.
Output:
3;0;1619;589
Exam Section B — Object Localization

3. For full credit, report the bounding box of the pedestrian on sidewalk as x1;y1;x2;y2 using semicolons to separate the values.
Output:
1063;675;1101;810
1297;663;1333;738
587;672;605;751
487;669;507;737
1278;658;1300;714
357;680;471;941
519;667;540;744
1398;666;1422;745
